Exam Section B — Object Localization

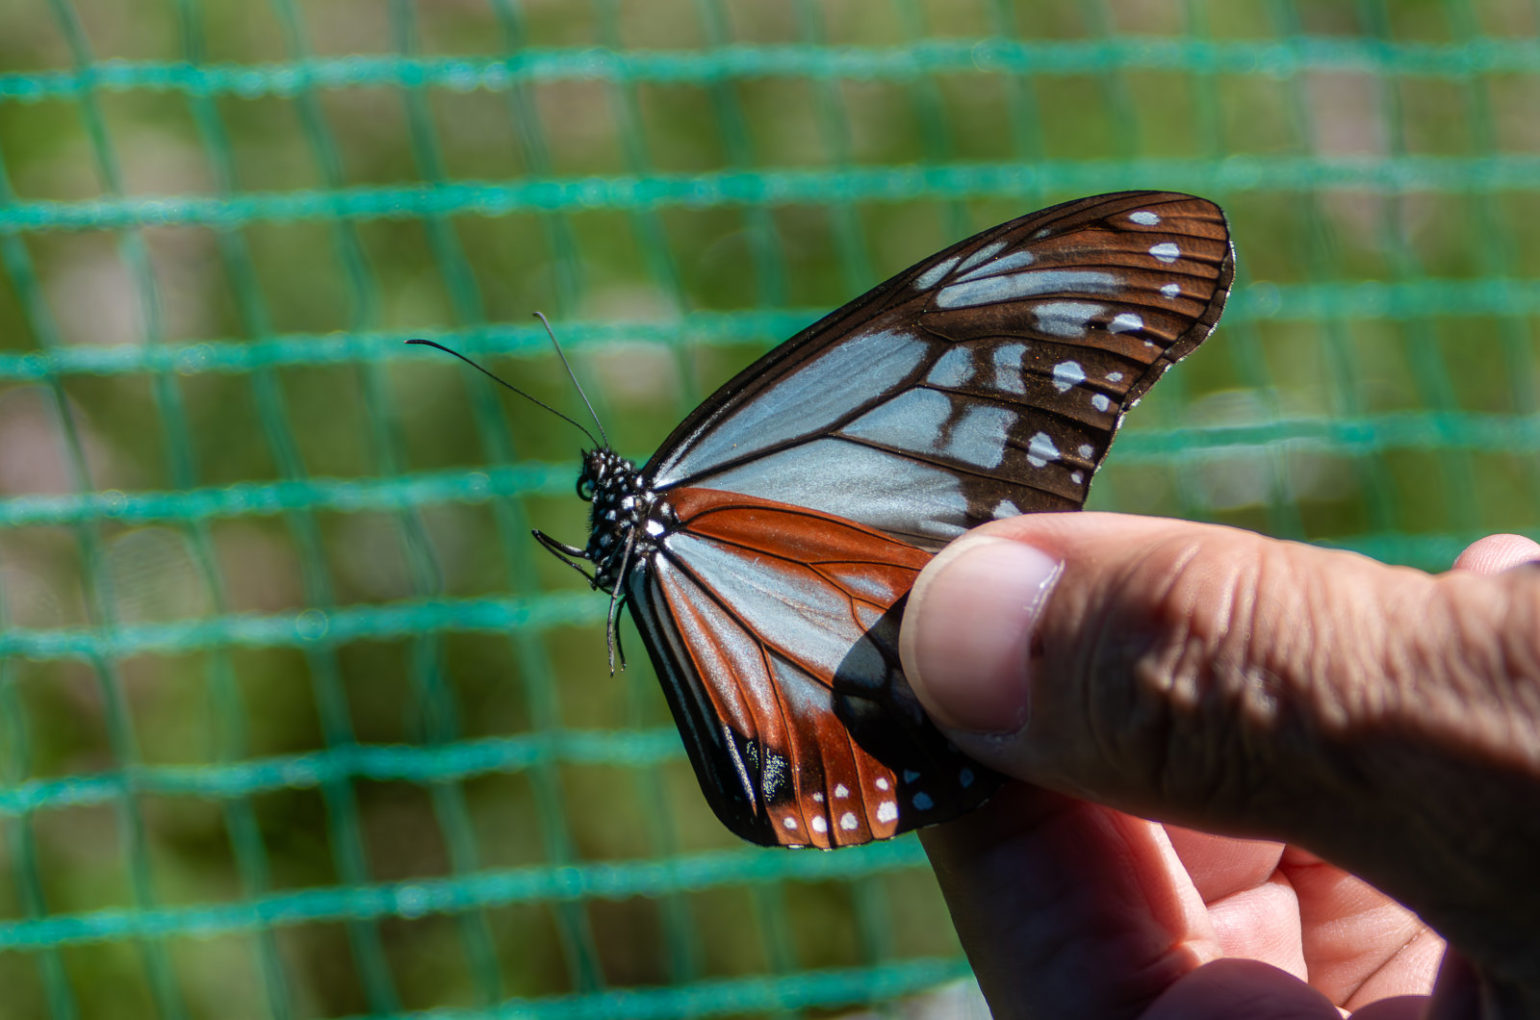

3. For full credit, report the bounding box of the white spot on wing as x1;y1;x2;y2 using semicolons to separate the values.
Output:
1051;360;1086;393
1033;301;1104;338
783;817;798;830
993;497;1020;517
1161;282;1181;299
812;792;824;803
1108;312;1143;334
877;801;898;823
1149;242;1181;264
834;784;849;799
1129;210;1160;226
875;777;890;791
1077;443;1094;458
1107;371;1124;382
914;255;960;290
840;812;858;830
811;816;828;834
1091;393;1111;412
1026;432;1061;468
1071;470;1085;484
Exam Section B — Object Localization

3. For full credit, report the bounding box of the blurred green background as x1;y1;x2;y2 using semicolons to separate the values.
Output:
2;1;1540;1017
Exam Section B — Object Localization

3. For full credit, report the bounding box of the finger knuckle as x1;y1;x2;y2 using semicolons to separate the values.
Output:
1077;532;1309;818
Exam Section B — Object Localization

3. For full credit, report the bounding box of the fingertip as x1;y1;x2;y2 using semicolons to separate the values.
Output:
900;535;1062;734
1452;534;1540;575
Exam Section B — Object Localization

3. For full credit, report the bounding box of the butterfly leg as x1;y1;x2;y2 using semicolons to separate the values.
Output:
532;529;599;587
604;528;640;674
603;594;622;674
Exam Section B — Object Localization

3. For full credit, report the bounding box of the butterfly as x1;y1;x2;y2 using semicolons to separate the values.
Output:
418;191;1233;848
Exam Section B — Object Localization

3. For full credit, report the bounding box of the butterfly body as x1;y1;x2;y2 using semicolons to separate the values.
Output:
545;191;1235;848
577;449;673;592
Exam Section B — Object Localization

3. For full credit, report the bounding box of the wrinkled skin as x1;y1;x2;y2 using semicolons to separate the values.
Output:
900;517;1540;1020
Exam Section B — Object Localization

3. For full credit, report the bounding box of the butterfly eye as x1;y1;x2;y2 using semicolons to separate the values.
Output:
576;475;596;501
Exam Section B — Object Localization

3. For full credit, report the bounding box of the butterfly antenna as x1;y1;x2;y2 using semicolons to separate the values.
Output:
534;311;610;450
405;338;600;447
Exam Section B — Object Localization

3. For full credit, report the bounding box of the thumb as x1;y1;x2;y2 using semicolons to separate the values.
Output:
899;513;1540;985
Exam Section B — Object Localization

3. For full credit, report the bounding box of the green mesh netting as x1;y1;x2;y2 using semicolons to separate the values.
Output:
3;1;1539;1017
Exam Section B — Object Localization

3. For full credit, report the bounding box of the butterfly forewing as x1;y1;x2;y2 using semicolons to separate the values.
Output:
627;487;999;847
646;191;1233;552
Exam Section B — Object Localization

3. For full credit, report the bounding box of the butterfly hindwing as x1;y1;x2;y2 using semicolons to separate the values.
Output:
626;487;999;848
646;191;1233;552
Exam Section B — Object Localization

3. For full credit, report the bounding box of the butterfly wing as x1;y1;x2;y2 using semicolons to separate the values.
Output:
645;191;1234;550
626;487;998;847
622;192;1232;846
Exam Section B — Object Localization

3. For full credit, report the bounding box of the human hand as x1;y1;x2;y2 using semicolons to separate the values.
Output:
899;514;1540;1019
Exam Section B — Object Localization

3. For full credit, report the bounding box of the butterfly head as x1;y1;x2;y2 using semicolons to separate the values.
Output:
574;449;607;503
